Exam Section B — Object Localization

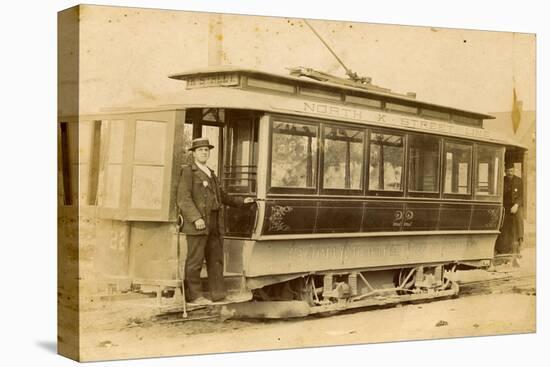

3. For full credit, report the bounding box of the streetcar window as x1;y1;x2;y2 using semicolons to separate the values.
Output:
87;120;102;205
451;114;482;127
444;142;472;194
385;103;418;115
322;126;364;190
368;132;404;191
224;113;258;193
420;108;450;121
102;120;125;208
247;77;295;93
345;95;382;108
475;145;503;197
408;134;440;192
271;121;318;188
300;86;342;101
202;125;221;176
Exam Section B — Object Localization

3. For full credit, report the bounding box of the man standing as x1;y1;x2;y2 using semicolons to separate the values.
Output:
495;162;524;267
177;138;254;305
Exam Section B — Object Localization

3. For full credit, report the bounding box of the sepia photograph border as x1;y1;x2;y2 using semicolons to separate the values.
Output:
3;1;547;367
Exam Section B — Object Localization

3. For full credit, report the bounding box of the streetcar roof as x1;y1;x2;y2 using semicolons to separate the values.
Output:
85;84;526;149
169;66;495;121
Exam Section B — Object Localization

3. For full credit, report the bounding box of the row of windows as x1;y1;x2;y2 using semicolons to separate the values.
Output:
269;119;504;199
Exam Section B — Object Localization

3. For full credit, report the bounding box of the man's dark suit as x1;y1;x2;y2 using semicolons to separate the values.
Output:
176;162;244;301
496;175;524;255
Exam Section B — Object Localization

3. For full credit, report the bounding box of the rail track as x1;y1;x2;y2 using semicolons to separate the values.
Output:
458;273;536;298
145;269;535;326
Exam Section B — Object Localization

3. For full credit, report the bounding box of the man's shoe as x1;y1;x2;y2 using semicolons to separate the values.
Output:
211;297;229;303
188;296;212;305
210;293;228;303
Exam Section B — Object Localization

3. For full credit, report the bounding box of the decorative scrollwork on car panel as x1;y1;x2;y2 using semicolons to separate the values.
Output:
268;205;293;232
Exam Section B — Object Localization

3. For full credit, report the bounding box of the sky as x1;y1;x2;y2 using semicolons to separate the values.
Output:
71;5;535;116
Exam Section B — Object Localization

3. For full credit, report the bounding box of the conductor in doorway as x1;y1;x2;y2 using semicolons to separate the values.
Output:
495;162;524;266
177;138;255;305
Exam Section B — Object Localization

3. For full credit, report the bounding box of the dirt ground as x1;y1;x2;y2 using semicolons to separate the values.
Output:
76;247;536;362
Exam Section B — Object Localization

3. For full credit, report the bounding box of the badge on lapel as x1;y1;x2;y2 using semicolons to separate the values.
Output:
203;180;209;188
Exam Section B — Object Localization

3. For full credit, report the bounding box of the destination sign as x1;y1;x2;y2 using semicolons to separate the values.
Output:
186;73;240;89
272;100;493;140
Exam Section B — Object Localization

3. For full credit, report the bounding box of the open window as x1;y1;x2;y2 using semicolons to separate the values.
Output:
408;134;441;197
443;141;473;197
269;119;319;193
368;131;404;195
321;124;364;194
223;110;259;194
474;144;504;200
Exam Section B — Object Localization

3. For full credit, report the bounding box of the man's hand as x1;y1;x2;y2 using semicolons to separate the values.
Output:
510;204;519;214
243;197;256;204
194;218;206;230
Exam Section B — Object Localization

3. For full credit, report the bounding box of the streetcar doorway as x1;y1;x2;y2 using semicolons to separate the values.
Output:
495;146;527;260
184;108;260;238
505;147;525;179
185;108;260;188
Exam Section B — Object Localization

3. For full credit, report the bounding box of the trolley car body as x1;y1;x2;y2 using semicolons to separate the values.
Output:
59;67;526;315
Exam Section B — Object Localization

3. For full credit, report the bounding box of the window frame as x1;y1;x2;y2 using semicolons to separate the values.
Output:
297;84;344;103
366;128;406;197
344;93;383;109
385;101;419;115
320;122;366;196
406;133;442;199
442;139;474;200
222;110;260;194
244;76;297;95
473;143;504;201
267;115;320;195
93;110;183;222
264;112;505;202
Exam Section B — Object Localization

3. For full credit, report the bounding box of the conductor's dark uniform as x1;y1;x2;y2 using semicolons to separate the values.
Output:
177;139;245;302
495;171;524;255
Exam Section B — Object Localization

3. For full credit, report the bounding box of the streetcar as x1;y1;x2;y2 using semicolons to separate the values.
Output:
58;66;526;318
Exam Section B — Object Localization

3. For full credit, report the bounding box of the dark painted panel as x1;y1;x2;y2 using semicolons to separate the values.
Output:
363;201;405;232
263;200;317;235
225;204;257;237
260;198;496;235
438;203;472;230
315;201;363;233
403;202;440;231
470;204;502;230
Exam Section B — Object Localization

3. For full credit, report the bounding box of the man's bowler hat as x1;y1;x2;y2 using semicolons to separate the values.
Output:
188;138;215;151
